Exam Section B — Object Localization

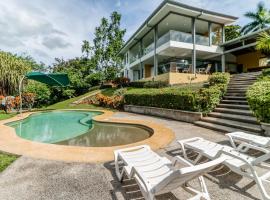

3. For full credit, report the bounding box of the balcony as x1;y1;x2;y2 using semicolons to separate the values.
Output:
128;30;216;65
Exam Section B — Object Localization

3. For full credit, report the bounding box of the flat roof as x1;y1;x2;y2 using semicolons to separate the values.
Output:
119;0;238;55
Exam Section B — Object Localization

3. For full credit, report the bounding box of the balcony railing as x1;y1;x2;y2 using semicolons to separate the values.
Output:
129;30;212;64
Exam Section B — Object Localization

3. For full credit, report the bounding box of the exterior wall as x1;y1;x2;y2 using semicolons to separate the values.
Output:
236;51;262;70
141;72;209;85
144;64;153;78
169;73;209;85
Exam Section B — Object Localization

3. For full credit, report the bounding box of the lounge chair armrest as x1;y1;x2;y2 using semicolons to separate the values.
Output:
215;149;251;166
172;156;194;167
238;142;270;154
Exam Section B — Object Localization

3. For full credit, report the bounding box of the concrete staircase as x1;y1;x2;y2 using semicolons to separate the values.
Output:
195;71;263;135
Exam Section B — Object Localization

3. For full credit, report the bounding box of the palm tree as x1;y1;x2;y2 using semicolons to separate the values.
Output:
256;31;270;55
241;2;270;34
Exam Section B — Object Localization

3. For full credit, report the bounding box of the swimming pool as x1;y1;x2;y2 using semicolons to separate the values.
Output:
7;110;152;147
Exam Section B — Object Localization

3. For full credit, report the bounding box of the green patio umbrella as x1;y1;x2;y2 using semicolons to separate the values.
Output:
19;71;70;114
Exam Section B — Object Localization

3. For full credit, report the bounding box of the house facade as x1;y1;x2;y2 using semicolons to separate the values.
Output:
119;0;270;82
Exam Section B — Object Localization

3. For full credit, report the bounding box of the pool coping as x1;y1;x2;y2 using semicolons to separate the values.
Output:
0;109;175;163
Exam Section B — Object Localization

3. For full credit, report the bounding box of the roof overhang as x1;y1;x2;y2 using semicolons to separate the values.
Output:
119;0;238;55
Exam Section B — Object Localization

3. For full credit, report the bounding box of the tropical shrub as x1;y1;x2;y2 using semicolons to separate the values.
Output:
247;81;270;123
22;92;35;110
95;93;123;109
113;77;130;87
129;81;146;88
124;73;229;113
24;81;51;107
85;72;104;86
208;72;230;85
124;88;199;111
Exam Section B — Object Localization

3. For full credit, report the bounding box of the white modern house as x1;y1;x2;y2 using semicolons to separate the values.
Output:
119;0;269;82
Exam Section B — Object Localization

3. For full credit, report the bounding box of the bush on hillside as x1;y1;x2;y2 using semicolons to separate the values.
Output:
247;81;270;123
208;72;230;85
124;73;230;113
124;88;199;111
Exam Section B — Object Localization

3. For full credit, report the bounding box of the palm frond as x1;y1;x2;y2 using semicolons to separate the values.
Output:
256;31;270;55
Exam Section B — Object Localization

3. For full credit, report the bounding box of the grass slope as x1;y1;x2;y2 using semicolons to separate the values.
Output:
0;153;17;172
0;111;16;121
46;89;115;110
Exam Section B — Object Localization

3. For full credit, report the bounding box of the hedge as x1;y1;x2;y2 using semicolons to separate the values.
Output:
124;72;229;113
129;81;168;88
247;81;270;123
124;88;199;111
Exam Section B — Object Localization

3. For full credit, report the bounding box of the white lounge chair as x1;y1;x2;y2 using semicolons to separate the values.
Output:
227;132;270;153
114;145;225;200
178;137;270;200
114;145;171;181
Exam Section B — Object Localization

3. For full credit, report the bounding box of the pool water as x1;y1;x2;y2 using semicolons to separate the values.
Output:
7;111;152;147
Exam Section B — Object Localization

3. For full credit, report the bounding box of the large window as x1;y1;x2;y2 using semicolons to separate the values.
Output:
129;42;140;64
195;20;209;46
212;23;223;45
142;30;154;56
157;14;192;47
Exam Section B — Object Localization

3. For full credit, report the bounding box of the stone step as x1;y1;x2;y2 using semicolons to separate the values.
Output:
226;90;247;93
217;104;250;110
214;107;252;115
201;117;262;133
194;121;259;135
223;96;246;100
208;112;258;124
227;87;249;90
225;92;246;97
229;80;256;84
220;99;248;105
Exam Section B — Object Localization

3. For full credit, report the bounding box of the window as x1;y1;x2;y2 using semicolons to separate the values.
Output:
212;23;223;45
195;20;209;46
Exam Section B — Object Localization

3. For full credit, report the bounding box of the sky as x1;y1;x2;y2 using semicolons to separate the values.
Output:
0;0;270;65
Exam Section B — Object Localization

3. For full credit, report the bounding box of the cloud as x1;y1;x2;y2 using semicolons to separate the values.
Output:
42;36;71;50
0;0;269;65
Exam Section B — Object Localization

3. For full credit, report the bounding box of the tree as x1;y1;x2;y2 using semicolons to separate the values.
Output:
256;31;270;55
225;25;241;41
84;11;126;80
81;40;92;58
241;2;270;34
0;51;32;96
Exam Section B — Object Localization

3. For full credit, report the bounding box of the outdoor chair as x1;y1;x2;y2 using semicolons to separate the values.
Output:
178;137;270;200
114;145;225;200
197;64;212;74
182;64;192;73
226;132;270;153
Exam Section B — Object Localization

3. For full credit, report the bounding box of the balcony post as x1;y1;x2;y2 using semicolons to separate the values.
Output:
222;25;225;43
221;53;226;72
192;18;196;74
154;25;158;76
208;22;212;46
140;40;144;79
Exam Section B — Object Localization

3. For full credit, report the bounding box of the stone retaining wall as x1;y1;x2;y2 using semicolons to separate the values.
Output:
124;105;202;123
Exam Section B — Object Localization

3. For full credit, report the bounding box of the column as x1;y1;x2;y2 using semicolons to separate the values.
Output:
154;26;158;76
221;53;226;72
222;25;225;43
192;18;196;74
208;22;212;46
140;40;144;79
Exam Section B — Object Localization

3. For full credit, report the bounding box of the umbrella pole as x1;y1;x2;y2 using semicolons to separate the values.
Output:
19;76;25;116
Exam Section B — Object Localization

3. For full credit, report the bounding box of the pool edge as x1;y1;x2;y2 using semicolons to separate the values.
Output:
0;109;175;163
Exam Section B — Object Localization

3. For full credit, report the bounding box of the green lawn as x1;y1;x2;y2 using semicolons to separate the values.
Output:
0;153;17;172
0;111;16;121
46;89;115;110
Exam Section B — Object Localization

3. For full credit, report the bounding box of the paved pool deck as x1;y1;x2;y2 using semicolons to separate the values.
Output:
0;111;269;200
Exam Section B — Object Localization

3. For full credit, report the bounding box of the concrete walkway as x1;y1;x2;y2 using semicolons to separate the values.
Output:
0;112;269;200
